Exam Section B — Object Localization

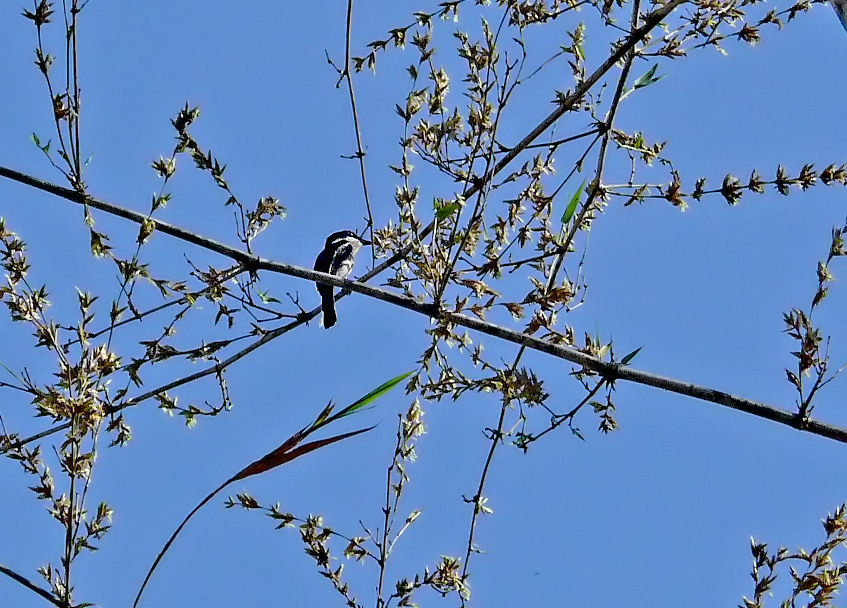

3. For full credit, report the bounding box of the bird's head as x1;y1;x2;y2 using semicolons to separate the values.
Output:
324;230;371;249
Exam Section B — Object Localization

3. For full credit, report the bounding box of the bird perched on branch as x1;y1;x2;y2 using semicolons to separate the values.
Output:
833;0;847;32
314;230;371;329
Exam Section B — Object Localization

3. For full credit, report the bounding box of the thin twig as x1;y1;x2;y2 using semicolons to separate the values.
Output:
460;392;509;581
341;0;376;257
0;563;62;607
375;416;404;608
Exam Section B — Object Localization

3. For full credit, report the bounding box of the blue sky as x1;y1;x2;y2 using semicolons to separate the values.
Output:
2;1;847;607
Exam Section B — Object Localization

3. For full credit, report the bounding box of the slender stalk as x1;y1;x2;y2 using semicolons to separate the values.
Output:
342;0;376;257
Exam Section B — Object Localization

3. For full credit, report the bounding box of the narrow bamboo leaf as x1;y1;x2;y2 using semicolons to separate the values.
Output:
621;347;642;366
320;370;413;427
633;63;665;89
562;180;585;224
435;203;461;220
312;400;336;427
257;290;281;304
633;64;658;88
233;426;375;482
279;426;376;463
231;428;308;482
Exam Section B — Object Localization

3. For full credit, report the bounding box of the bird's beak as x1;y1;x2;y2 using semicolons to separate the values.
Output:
359;237;372;245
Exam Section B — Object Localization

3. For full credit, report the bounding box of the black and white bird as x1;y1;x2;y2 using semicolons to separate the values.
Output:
313;230;371;329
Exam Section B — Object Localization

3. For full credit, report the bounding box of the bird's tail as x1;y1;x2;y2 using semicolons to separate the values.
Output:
318;285;337;329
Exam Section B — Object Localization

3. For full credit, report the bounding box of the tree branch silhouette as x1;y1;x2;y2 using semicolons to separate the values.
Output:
1;165;844;447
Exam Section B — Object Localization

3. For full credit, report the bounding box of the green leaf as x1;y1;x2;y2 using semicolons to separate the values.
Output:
562;180;585;224
320;370;414;428
257;290;281;304
633;63;665;90
435;203;461;220
312;400;335;427
620;347;642;366
31;132;40;146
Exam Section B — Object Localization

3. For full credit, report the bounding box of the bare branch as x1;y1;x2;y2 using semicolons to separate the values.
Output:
0;562;62;607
